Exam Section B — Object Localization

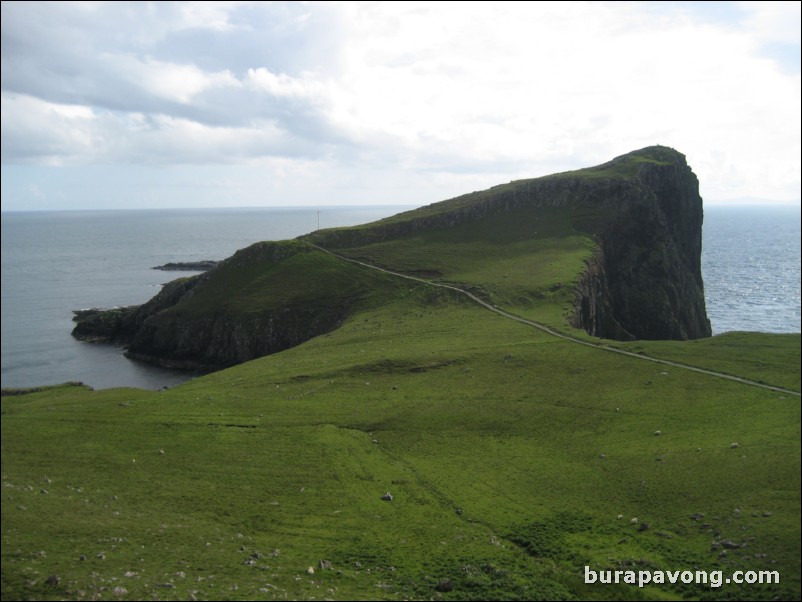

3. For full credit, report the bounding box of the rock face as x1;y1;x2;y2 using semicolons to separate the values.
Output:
72;146;711;372
307;145;711;341
72;241;356;371
569;147;711;339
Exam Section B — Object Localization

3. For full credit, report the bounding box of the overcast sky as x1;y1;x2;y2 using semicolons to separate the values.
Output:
1;1;800;211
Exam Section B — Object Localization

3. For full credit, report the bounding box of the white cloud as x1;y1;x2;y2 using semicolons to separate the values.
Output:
740;0;802;45
1;1;800;208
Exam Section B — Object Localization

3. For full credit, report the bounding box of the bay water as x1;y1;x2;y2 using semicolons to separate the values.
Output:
2;204;799;390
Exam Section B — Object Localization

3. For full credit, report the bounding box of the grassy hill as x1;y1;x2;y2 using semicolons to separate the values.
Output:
4;147;800;600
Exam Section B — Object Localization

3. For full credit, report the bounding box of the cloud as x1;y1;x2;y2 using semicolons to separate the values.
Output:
1;1;800;209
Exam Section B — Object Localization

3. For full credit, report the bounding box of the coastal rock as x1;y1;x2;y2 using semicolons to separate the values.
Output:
72;241;357;371
306;145;711;341
72;146;711;372
571;148;710;339
152;260;219;271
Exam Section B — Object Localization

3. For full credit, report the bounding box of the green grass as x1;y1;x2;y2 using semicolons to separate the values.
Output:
3;145;799;599
316;204;598;330
3;289;800;600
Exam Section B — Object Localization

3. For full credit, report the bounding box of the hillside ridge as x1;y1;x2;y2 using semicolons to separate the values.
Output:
72;146;711;371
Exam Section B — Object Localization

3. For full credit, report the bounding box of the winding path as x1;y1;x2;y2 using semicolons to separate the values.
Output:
310;243;800;397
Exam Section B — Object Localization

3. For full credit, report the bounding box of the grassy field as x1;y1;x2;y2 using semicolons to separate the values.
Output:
3;148;799;600
3;283;800;600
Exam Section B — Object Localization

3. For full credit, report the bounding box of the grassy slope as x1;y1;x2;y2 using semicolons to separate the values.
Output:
3;148;799;600
315;204;599;329
3;284;800;601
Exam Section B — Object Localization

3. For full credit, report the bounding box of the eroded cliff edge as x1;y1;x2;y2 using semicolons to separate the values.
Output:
72;241;373;371
72;146;711;371
304;145;711;341
569;147;711;340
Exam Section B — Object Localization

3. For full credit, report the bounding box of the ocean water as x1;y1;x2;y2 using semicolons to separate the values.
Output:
1;204;799;391
702;204;800;335
1;207;411;390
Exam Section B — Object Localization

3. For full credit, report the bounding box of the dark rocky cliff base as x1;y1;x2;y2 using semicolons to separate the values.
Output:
569;147;711;340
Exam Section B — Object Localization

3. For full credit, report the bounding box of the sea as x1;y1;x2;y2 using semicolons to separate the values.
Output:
2;204;800;391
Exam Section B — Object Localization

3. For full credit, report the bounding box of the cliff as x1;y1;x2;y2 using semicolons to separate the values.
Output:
569;147;711;339
305;145;711;340
72;146;711;371
73;241;387;371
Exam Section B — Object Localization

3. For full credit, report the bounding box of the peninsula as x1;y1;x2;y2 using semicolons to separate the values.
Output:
4;146;799;601
72;146;711;371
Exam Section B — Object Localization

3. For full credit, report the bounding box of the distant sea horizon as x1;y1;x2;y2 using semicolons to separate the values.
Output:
2;203;800;391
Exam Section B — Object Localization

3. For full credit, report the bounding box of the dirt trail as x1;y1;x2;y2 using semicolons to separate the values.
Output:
310;243;800;398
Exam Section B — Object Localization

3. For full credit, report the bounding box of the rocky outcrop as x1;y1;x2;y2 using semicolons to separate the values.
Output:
73;146;711;373
152;260;219;271
569;148;711;340
308;145;711;341
72;241;361;371
72;276;202;344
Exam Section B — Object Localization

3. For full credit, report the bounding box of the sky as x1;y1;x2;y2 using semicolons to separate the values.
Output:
1;1;800;211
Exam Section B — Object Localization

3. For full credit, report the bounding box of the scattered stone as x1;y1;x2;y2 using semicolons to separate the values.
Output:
656;532;672;538
97;552;106;560
720;539;741;549
79;554;86;561
762;511;773;517
689;513;704;521
638;522;651;532
734;507;741;515
435;578;453;592
45;575;60;586
354;561;362;569
124;571;137;577
318;559;332;570
599;453;606;459
113;586;128;596
718;550;727;559
159;449;165;456
380;492;393;501
754;553;768;559
43;476;51;484
617;514;624;520
306;566;315;575
40;489;49;494
630;517;638;524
